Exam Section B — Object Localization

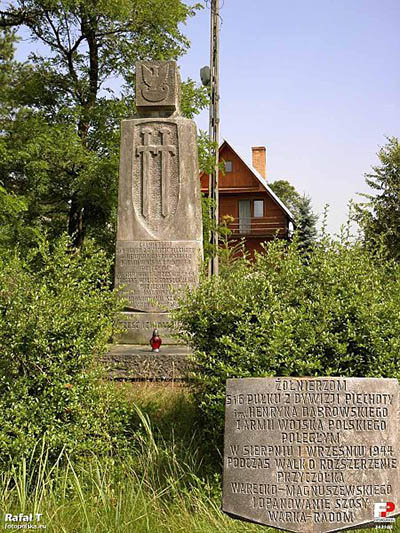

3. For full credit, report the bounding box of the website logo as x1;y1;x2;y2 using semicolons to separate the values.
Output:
374;502;395;519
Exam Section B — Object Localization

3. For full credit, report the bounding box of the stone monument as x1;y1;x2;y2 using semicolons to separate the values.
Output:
114;61;203;344
223;377;400;532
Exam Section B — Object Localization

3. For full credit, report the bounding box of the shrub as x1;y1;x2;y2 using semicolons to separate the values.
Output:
174;236;400;452
0;236;123;469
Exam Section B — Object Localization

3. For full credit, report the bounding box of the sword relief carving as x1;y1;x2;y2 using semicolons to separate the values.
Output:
135;124;178;223
136;127;157;218
158;128;177;217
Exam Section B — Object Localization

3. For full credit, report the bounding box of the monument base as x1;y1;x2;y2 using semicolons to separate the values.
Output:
102;344;192;380
116;311;181;344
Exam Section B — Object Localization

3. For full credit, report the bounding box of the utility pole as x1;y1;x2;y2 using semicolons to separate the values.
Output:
208;0;220;277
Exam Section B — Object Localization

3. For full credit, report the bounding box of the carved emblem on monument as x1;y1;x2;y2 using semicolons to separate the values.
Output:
140;63;170;102
133;122;179;235
135;60;178;113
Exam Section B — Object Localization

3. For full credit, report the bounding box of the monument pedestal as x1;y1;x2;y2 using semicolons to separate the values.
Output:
116;311;181;344
102;344;192;380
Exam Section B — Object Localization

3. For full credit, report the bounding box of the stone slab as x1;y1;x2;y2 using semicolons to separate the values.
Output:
116;117;202;242
116;311;181;344
223;377;400;533
102;344;192;380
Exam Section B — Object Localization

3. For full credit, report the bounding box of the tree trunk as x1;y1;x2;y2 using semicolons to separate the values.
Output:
66;12;99;248
68;194;84;248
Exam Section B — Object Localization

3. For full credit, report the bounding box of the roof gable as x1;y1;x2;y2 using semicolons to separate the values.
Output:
219;143;261;189
220;139;295;221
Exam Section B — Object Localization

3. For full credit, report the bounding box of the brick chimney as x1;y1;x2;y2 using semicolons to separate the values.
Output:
252;146;266;179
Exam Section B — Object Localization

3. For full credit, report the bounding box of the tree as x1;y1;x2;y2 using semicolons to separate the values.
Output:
0;32;29;248
0;1;206;250
269;179;318;251
269;179;302;218
296;194;318;253
355;137;400;260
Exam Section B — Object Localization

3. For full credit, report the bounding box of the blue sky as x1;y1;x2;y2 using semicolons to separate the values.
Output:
12;0;400;234
179;0;400;234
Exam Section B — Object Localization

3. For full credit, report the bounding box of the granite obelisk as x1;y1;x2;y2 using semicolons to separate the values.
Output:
114;61;203;343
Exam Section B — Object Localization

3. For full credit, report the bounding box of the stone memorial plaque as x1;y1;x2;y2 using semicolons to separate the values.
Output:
115;240;201;312
223;377;400;532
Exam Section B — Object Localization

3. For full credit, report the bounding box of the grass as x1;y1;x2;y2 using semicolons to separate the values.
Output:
0;383;264;532
0;383;399;533
0;454;257;532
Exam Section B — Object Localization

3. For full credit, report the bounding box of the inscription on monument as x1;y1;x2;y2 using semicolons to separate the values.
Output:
115;240;201;312
116;312;180;344
223;377;400;533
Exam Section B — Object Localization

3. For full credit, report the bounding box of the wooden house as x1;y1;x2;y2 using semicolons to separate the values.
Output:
200;140;295;257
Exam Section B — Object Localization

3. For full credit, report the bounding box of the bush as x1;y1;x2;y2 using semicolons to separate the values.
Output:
174;236;400;452
0;236;123;469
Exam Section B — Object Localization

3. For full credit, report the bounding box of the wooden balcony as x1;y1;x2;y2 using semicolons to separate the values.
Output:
224;216;288;237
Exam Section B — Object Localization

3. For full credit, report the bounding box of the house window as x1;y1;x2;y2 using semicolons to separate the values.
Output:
253;199;264;218
238;200;251;234
224;160;233;172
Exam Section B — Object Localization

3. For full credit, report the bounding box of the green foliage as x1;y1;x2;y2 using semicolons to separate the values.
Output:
0;383;270;532
197;131;219;259
355;137;400;260
198;129;219;176
296;194;318;254
0;29;16;93
269;179;302;218
197;130;232;263
0;105;122;253
181;78;209;119
0;184;27;248
173;237;400;451
270;180;318;252
0;236;124;468
1;383;397;532
0;0;204;251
